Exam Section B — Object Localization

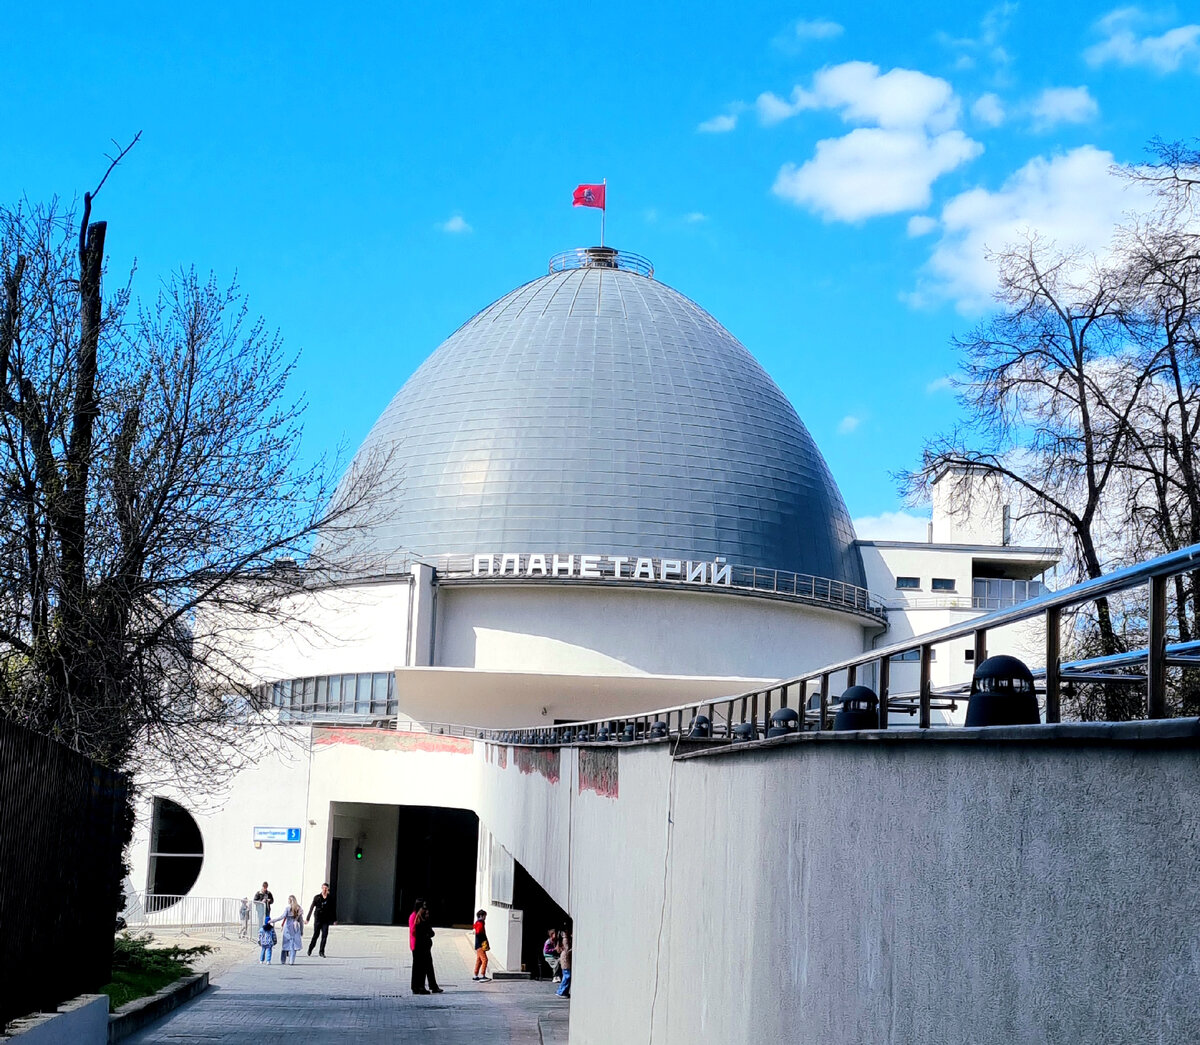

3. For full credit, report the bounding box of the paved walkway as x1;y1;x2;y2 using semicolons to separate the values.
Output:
124;926;569;1044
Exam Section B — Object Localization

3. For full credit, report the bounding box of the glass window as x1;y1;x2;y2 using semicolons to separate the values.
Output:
328;675;342;712
890;648;937;662
371;673;389;714
965;649;975;661
302;678;315;712
931;578;956;591
315;676;328;710
895;576;920;589
355;674;370;714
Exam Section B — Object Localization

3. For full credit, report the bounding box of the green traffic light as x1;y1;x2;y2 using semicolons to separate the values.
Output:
355;846;363;860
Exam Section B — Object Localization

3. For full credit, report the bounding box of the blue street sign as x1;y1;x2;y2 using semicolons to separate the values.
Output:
253;826;303;843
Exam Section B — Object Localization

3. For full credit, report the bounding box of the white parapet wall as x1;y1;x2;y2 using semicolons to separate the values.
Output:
478;726;1200;1045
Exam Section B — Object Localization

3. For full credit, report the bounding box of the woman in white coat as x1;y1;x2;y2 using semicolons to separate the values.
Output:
279;895;305;965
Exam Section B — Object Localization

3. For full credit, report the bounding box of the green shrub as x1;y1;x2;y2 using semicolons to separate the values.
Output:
103;934;212;1011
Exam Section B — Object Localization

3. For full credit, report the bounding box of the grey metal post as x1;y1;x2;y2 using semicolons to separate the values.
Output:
877;656;890;729
1045;607;1061;723
973;628;988;666
1148;573;1168;718
919;644;932;729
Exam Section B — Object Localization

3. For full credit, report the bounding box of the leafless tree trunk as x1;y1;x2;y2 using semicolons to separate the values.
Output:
0;147;391;786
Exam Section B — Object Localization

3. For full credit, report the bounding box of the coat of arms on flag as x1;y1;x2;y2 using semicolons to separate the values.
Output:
573;184;606;210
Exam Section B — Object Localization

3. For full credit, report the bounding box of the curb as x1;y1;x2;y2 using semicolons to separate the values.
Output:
108;972;208;1043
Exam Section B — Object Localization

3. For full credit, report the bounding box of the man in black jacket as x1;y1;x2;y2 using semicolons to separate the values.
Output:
254;882;274;918
306;883;336;957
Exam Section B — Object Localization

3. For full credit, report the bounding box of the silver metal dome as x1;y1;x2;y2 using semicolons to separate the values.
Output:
332;252;866;587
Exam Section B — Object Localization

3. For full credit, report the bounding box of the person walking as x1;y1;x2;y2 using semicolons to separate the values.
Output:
257;916;277;964
409;899;442;995
556;930;572;998
306;883;336;957
472;909;490;981
279;895;304;965
238;898;251;939
254;882;274;918
543;928;560;981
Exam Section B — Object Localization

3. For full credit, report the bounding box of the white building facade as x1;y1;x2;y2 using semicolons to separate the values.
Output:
128;250;1056;958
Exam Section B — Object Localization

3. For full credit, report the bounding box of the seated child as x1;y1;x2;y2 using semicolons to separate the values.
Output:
258;917;277;964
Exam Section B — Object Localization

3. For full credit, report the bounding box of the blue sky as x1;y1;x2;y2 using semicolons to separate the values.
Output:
3;2;1198;538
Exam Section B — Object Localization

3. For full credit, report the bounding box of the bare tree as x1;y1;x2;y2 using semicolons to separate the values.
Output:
904;238;1146;678
0;148;387;785
905;140;1200;719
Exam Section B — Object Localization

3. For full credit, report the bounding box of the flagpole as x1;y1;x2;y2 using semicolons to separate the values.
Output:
601;178;606;247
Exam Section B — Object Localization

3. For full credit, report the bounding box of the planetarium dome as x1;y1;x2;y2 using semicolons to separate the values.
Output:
332;248;866;589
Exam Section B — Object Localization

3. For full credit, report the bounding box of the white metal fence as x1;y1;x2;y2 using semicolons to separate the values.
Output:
121;893;265;939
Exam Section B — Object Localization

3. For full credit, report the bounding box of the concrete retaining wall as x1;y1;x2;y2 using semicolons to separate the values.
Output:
2;995;107;1045
479;723;1200;1044
108;972;208;1042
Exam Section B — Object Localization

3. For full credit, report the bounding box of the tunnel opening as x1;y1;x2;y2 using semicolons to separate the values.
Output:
327;802;478;926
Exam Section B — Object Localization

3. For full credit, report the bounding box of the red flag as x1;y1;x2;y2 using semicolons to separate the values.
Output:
573;183;606;210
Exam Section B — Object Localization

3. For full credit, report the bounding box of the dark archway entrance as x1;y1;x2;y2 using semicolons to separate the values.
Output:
327;802;477;925
393;805;479;928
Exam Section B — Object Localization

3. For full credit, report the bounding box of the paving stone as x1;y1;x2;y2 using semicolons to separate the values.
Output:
122;925;570;1045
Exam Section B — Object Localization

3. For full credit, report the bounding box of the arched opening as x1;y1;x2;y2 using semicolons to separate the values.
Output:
146;797;204;908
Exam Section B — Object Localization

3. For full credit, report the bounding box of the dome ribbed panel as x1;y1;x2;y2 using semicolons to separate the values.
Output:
332;267;865;587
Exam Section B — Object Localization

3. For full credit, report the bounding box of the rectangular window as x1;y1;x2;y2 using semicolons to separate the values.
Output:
931;578;956;591
965;649;975;661
328;675;342;711
355;673;370;714
895;577;920;589
371;672;389;714
890;648;937;662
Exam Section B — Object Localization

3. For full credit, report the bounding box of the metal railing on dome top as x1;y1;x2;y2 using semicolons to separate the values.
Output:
548;246;655;277
465;541;1200;747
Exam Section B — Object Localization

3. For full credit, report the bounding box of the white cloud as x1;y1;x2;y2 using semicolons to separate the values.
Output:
439;215;472;234
1029;86;1099;129
972;93;1006;127
837;415;861;434
917;145;1149;310
773;17;844;52
766;62;981;221
756;87;814;125
791;17;844;40
926;375;954;393
698;113;738;133
1085;8;1200;72
937;3;1017;70
853;511;931;541
814;61;961;131
762;62;961;131
684;212;707;223
908;214;938;237
774;128;982;221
